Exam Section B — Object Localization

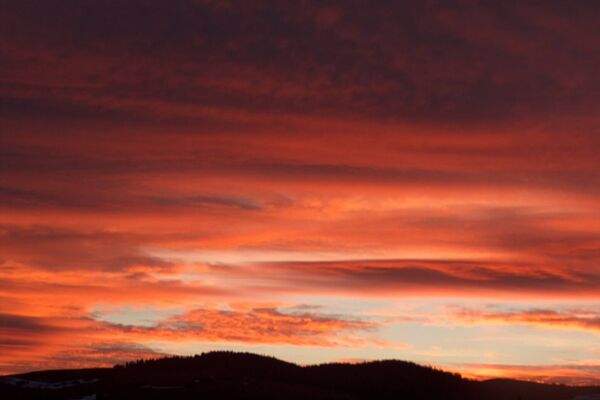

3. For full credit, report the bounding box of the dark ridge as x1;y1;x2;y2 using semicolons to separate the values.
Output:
1;351;599;400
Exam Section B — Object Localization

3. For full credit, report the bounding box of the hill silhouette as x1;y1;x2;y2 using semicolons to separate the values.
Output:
1;351;599;399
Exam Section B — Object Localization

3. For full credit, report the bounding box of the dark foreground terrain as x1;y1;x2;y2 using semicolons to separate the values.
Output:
1;352;599;400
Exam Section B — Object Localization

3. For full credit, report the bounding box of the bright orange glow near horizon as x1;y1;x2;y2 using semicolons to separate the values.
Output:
1;0;600;386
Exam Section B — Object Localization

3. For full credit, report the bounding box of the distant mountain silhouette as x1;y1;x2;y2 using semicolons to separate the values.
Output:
1;351;599;399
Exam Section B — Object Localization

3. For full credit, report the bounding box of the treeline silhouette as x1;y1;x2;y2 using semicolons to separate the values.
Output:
1;351;599;399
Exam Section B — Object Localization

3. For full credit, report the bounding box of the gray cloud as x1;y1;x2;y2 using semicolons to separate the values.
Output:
1;1;599;126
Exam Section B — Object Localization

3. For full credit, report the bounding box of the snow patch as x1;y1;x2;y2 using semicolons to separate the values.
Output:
1;377;98;390
73;395;97;400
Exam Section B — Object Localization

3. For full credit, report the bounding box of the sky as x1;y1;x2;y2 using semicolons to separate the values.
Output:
1;0;600;385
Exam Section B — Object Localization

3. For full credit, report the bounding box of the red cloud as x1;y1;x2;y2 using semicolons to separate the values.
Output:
1;0;600;382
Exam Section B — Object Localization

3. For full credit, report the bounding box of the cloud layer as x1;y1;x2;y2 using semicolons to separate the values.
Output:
1;0;599;384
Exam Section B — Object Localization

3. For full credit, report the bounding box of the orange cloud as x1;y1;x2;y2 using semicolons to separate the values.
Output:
0;306;381;375
99;307;378;347
1;342;166;375
456;363;600;386
453;307;600;334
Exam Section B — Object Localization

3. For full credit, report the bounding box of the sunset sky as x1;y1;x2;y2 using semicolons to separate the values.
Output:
1;0;600;385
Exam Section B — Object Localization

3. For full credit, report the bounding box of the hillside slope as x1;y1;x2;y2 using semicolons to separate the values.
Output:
1;352;599;400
